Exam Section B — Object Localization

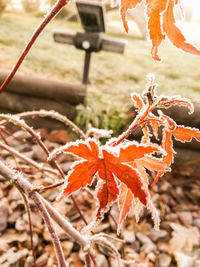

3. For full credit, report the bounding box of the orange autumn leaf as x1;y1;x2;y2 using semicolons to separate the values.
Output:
146;0;168;61
118;156;163;230
50;139;161;220
173;126;200;143
120;0;142;32
119;0;200;60
118;183;134;229
163;0;200;56
96;178;119;220
152;131;174;185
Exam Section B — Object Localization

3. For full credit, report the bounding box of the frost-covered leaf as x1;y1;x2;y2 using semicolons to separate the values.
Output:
118;183;134;231
51;139;160;221
119;0;200;60
120;0;142;32
163;0;200;57
146;0;168;61
173;126;200;143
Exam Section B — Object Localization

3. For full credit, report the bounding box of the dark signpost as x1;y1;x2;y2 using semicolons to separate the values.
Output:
53;0;126;84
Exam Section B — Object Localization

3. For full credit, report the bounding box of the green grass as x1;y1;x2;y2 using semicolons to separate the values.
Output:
1;12;200;135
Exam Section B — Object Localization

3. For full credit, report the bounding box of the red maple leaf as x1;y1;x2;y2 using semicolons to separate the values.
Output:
118;155;165;229
50;139;161;220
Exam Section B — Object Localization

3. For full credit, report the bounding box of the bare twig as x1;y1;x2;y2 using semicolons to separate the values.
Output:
40;197;89;247
0;141;59;175
31;193;67;267
85;254;91;267
0;160;66;267
0;160;97;265
0;114;90;226
0;0;70;93
18;189;36;266
17;110;86;139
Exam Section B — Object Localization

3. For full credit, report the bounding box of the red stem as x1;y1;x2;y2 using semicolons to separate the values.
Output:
0;0;69;93
112;105;152;146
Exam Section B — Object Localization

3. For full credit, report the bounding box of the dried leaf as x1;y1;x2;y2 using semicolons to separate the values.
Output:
169;223;200;253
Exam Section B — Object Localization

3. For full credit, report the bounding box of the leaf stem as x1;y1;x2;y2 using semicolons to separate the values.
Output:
112;105;151;146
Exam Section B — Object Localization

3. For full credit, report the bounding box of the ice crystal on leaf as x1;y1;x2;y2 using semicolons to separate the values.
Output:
50;139;161;224
118;0;200;60
50;75;200;231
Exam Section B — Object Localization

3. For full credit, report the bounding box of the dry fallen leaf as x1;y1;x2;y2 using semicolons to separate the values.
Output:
169;223;200;253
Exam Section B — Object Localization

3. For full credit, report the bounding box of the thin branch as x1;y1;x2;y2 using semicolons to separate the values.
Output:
111;105;152;146
85;254;91;267
18;189;36;266
40;197;88;247
0;0;70;93
0;160;66;267
31;192;67;267
0;141;59;176
0;114;89;226
0;160;90;247
37;196;97;266
17;110;86;139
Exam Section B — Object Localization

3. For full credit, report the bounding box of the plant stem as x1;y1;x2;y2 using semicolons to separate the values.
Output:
31;192;66;267
0;141;59;175
17;110;86;139
18;189;36;266
0;160;66;267
112;105;151;146
0;0;69;93
0;114;90;227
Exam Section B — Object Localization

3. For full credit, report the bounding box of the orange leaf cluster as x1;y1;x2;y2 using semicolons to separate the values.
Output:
50;75;200;231
120;0;200;60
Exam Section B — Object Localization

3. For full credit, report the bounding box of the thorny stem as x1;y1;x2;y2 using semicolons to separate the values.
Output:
0;0;69;93
18;189;36;267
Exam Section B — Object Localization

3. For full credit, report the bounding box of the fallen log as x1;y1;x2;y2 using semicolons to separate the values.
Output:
0;70;86;105
0;91;75;120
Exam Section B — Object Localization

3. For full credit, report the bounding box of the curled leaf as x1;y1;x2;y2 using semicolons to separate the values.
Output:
163;0;200;56
120;0;142;32
146;0;168;61
173;126;200;143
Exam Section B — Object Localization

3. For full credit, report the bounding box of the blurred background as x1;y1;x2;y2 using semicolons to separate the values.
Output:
0;0;200;135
